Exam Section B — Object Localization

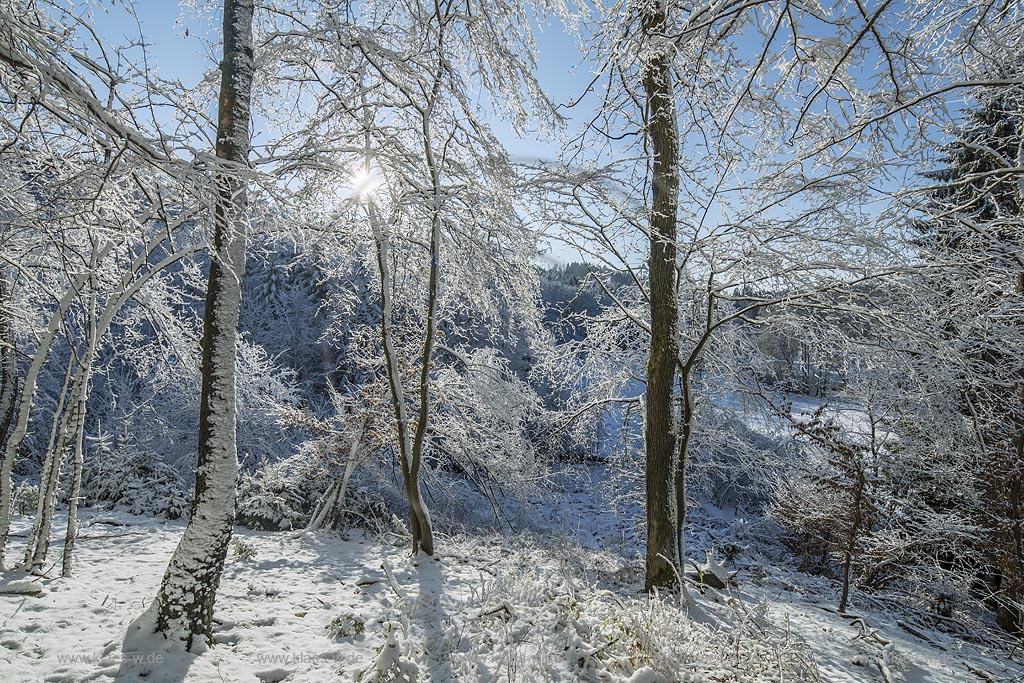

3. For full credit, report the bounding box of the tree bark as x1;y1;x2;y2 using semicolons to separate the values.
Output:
62;267;98;578
0;275;17;456
641;0;680;591
369;202;434;556
23;350;76;574
0;252;108;569
150;0;253;651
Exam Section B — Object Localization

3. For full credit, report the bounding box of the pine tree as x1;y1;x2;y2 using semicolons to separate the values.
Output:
917;66;1024;632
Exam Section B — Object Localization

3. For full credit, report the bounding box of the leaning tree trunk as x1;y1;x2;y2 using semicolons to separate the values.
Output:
26;246;103;575
149;0;253;651
0;256;106;568
307;415;368;531
641;0;681;591
20;238;200;574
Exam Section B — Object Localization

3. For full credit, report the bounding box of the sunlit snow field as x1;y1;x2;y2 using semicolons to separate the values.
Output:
2;468;1020;683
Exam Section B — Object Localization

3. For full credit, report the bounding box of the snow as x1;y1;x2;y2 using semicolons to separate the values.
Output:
0;578;43;596
1;491;1021;683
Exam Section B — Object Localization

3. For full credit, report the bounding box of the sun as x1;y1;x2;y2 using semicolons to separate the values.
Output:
350;166;383;202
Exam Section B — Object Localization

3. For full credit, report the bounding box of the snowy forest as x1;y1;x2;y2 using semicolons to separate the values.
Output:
0;0;1023;681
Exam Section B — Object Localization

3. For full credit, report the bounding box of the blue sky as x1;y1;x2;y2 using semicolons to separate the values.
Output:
96;2;588;165
93;2;946;270
92;2;597;266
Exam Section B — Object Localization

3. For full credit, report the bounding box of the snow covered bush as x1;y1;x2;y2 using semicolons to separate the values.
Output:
11;482;39;516
236;459;321;531
326;612;366;639
382;543;821;682
230;538;258;561
769;404;881;611
80;433;189;519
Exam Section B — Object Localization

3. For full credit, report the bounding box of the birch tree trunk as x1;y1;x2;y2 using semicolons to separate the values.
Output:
307;415;368;531
15;235;201;573
0;275;17;455
62;267;98;577
150;0;253;650
23;350;76;574
641;0;681;590
0;246;111;568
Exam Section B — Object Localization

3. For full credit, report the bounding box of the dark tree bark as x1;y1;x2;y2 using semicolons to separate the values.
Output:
641;0;681;591
150;0;254;650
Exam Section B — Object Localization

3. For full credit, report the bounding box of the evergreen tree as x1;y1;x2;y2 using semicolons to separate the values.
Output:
917;65;1024;632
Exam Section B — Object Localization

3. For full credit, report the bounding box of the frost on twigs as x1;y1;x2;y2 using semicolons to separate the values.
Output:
377;543;820;682
326;611;366;639
356;624;419;683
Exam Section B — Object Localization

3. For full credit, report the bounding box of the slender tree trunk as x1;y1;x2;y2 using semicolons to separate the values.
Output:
0;275;18;454
307;415;368;531
23;350;76;574
404;95;445;558
60;398;86;577
994;429;1024;632
62;268;97;578
839;464;866;613
26;243;104;575
641;0;680;591
674;372;692;572
150;0;253;650
17;238;198;574
368;203;434;555
0;256;106;568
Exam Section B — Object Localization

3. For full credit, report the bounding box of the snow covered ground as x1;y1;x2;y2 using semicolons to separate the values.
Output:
1;478;1022;683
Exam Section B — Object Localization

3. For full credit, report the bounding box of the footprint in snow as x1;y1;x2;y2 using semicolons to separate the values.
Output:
255;667;292;682
213;632;241;645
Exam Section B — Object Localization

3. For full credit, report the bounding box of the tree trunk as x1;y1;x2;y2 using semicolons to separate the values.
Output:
307;415;367;531
150;0;253;651
839;464;866;613
62;268;98;578
0;275;18;456
60;398;86;577
404;99;444;558
994;429;1024;632
641;0;680;591
23;350;76;574
369;202;434;556
674;371;692;573
0;254;107;568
